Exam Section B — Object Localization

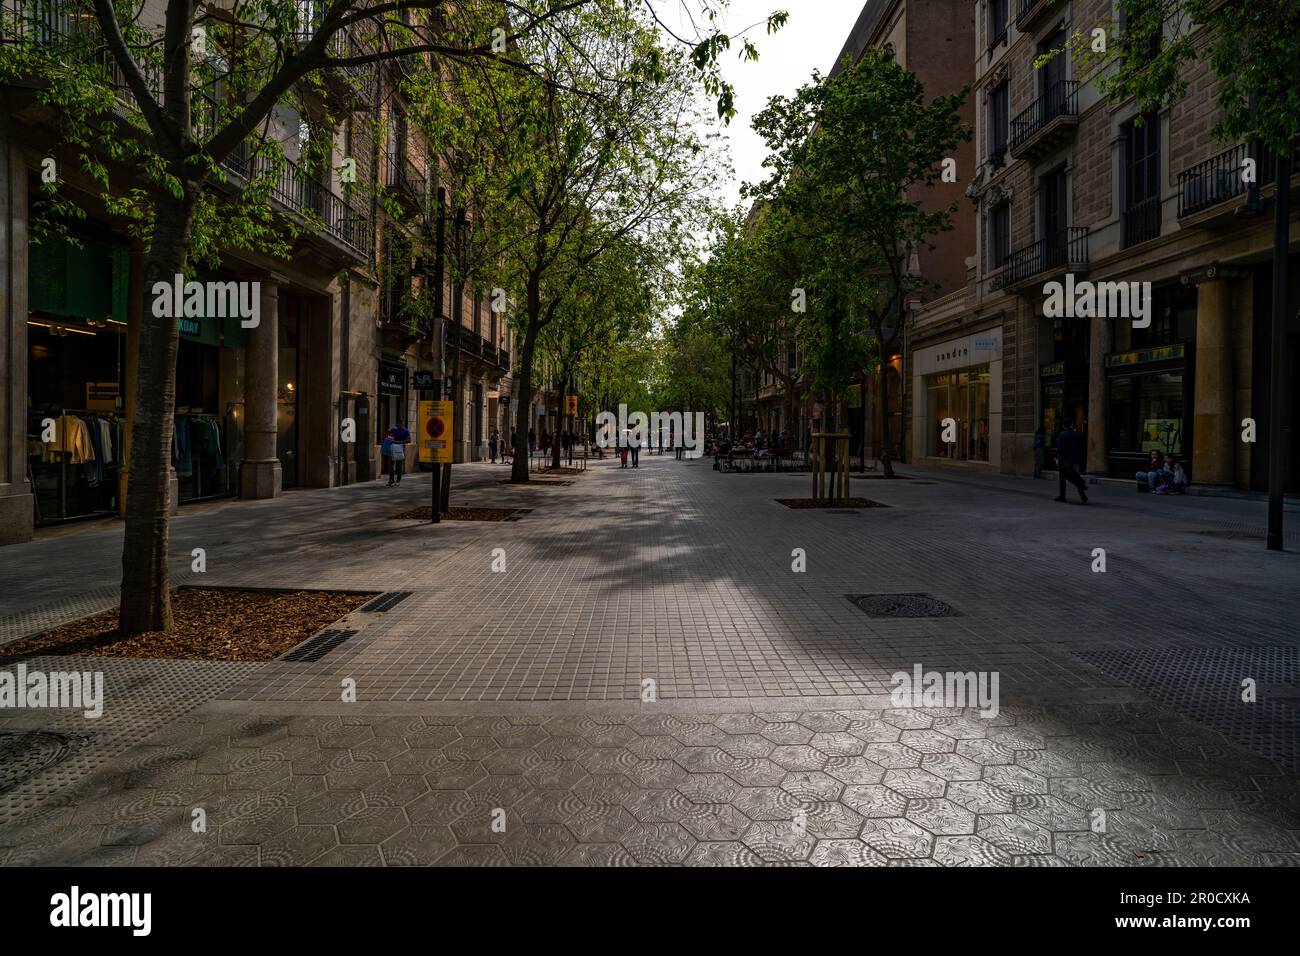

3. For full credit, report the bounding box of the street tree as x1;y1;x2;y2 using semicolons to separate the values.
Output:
0;0;778;634
749;45;970;479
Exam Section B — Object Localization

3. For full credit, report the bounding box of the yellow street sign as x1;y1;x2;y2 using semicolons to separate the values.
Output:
420;400;454;464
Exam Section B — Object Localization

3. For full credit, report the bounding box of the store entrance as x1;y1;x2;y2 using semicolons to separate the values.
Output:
278;300;302;489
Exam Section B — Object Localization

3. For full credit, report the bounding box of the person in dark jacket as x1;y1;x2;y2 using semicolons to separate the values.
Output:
1054;423;1088;504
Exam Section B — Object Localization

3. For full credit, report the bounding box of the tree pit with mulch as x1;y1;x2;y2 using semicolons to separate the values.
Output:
775;498;889;509
391;506;523;521
2;587;375;662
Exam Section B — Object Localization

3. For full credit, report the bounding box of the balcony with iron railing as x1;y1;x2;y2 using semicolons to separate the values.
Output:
386;150;427;208
1016;0;1061;32
993;226;1089;291
1122;195;1161;248
1177;140;1280;220
3;3;371;263
292;12;375;104
1010;80;1079;159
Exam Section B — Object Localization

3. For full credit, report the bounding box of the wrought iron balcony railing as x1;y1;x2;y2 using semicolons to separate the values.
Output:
1122;195;1161;248
1177;141;1278;218
995;226;1089;290
387;151;427;203
1010;80;1078;154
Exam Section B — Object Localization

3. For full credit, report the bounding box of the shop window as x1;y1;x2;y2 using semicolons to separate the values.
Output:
927;368;990;462
1108;371;1185;456
1132;282;1195;349
1051;315;1089;362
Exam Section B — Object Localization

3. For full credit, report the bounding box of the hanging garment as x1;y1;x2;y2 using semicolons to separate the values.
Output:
194;417;224;473
43;414;96;464
96;418;114;465
85;416;104;486
173;415;194;478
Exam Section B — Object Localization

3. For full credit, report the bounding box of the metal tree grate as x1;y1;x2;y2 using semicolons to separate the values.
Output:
0;731;88;795
281;629;359;663
846;593;960;618
360;591;412;614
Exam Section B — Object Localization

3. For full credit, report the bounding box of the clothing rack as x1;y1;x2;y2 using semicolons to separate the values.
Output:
27;408;123;525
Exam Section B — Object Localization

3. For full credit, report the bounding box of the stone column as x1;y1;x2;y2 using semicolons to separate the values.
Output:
240;274;283;499
1193;276;1235;486
1086;316;1112;474
0;128;34;544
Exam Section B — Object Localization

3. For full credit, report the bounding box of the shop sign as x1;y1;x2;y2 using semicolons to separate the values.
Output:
412;371;435;389
1105;343;1184;368
1040;362;1065;378
420;400;454;464
86;381;119;412
178;318;202;338
379;364;406;395
566;396;578;415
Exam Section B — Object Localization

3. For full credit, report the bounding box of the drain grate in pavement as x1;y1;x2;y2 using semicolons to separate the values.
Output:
360;591;412;614
0;731;89;795
1071;645;1300;771
847;592;960;618
281;629;359;663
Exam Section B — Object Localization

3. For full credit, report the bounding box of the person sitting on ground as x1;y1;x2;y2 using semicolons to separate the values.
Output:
1156;454;1188;495
1136;450;1165;490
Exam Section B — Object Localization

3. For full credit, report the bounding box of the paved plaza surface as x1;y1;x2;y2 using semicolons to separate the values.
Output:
1;455;1298;865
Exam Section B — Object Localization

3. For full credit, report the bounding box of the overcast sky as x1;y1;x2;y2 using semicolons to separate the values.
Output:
700;0;867;208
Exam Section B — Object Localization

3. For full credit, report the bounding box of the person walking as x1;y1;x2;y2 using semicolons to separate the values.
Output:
528;427;536;454
386;419;411;486
630;435;640;469
488;429;499;463
380;428;393;482
1054;422;1088;504
1032;421;1046;479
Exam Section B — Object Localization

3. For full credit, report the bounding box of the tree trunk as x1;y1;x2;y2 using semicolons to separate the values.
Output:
878;357;895;479
511;322;539;483
119;191;196;635
551;369;566;469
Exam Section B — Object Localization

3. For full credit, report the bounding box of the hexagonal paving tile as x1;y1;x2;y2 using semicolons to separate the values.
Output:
621;823;696;864
859;818;935;859
780;771;844;802
932;834;1014;866
809;839;888;867
905;798;977;835
741;821;816;863
337;807;409;845
977;814;1054;855
841;785;908;819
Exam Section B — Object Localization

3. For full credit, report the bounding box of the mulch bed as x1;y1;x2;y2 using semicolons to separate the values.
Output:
775;498;889;509
2;587;374;662
392;506;521;521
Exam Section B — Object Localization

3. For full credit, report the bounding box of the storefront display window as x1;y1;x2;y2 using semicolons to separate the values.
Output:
1108;365;1188;478
927;367;990;462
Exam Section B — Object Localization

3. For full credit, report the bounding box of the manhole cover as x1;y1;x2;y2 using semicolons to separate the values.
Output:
847;593;960;618
0;731;85;794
